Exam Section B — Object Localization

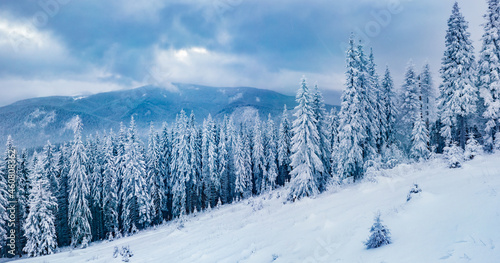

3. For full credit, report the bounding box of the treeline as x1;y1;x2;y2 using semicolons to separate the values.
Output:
0;0;499;258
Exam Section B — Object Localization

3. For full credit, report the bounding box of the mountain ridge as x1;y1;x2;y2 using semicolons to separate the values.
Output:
0;83;339;149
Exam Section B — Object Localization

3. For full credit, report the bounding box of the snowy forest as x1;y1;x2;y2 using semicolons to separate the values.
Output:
0;0;499;258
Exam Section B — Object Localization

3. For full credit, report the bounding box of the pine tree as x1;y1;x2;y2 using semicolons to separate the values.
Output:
336;37;367;181
288;77;322;201
68;116;92;248
326;108;340;182
478;0;500;150
399;60;421;154
277;105;292;186
121;116;151;233
439;2;478;148
23;153;58;257
444;142;464;168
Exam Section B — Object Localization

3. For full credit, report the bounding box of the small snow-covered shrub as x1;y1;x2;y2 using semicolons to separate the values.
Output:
365;212;391;249
406;183;422;202
444;143;464;168
113;245;134;262
382;144;406;169
464;134;482;160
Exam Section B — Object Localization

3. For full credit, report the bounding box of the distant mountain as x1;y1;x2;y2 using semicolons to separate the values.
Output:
0;84;338;149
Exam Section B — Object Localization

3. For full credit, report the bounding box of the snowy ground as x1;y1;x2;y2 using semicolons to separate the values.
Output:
12;154;500;263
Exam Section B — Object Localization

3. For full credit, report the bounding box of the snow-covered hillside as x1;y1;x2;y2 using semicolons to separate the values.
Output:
13;154;500;263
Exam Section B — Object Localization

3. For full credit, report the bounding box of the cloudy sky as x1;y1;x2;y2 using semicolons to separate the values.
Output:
0;0;488;106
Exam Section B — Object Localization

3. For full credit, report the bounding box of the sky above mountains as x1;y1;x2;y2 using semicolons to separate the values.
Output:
0;0;487;106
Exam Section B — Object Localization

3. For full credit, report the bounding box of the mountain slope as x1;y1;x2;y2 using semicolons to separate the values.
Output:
13;154;500;263
0;84;337;149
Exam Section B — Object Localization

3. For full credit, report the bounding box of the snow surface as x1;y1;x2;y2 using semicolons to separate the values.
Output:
13;154;500;263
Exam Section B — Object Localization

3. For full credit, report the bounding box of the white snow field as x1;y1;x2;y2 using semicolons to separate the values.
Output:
14;154;500;263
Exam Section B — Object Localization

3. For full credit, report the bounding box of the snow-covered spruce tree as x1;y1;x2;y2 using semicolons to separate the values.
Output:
41;141;60;201
326;108;340;181
439;2;478;149
102;132;119;239
218;116;232;204
261;114;278;193
171;111;190;218
24;153;58;257
233;133;251;201
88;134;105;241
419;63;438;128
365;212;391;249
357;42;378;162
411;111;431;162
465;132;483;160
188;113;202;212
0;136;14;253
312;85;331;188
121;116;151;233
202;115;219;208
398;60;421;155
252;119;265;196
336;37;367;181
159;122;172;220
68;116;92;248
56;143;70;247
287;77;323;201
381;66;398;147
17;148;30;253
146;123;164;225
368;48;386;151
478;0;500;151
444;142;464;168
277;105;293;186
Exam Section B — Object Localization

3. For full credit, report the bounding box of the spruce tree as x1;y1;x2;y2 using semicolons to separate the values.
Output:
261;115;278;193
399;60;421;154
419;63;438;127
411;112;431;161
381;66;398;147
233;134;251;200
439;2;478;148
121;117;151;232
56;143;70;247
23;154;58;257
288;77;322;201
68;116;92;248
277;105;292;186
252;119;265;195
171;111;190;218
146;123;164;224
478;0;500;150
311;84;330;190
17;148;30;253
102;132;119;238
0;136;14;254
336;36;367;181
